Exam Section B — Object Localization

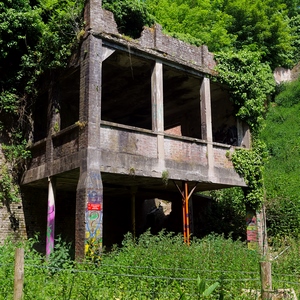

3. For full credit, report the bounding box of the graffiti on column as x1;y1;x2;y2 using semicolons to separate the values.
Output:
246;212;258;250
46;201;55;257
84;172;103;256
46;177;55;258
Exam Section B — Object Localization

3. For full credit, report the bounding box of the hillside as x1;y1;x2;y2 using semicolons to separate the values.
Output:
261;78;300;238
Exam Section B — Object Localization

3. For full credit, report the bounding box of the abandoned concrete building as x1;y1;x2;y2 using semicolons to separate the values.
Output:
6;1;253;258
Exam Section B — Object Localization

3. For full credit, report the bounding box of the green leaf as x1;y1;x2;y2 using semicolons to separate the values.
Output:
203;282;220;297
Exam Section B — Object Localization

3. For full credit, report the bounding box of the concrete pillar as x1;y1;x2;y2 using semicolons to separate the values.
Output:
76;32;103;259
45;80;60;256
200;77;213;173
246;206;258;250
45;79;60;176
151;60;165;162
46;176;56;258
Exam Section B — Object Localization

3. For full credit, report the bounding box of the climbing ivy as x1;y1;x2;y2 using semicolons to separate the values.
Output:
215;49;276;135
0;0;85;203
230;140;268;209
215;50;275;210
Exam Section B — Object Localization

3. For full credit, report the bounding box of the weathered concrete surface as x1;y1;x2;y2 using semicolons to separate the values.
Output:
22;122;245;193
17;0;250;254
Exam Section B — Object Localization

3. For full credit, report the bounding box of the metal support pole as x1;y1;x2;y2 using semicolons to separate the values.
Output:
184;182;190;245
182;182;187;243
174;181;198;245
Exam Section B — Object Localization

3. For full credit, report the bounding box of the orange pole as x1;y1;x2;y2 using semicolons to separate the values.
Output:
185;182;190;245
182;182;187;243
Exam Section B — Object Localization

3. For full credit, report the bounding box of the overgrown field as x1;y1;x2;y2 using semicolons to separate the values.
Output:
0;231;299;299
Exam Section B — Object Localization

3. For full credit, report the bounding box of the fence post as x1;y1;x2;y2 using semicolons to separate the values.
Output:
14;248;24;300
260;261;272;300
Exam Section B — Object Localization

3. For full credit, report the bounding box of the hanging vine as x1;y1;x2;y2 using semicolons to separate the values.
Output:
215;49;275;209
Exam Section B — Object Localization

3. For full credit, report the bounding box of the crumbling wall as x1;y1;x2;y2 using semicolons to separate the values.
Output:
87;3;216;74
0;145;27;244
139;24;216;71
0;202;27;244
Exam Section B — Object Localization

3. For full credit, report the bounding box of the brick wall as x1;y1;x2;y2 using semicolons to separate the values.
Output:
213;146;234;169
0;202;27;244
101;125;158;158
0;143;27;244
164;136;207;165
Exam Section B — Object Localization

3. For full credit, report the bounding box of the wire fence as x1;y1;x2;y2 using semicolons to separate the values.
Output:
1;251;299;300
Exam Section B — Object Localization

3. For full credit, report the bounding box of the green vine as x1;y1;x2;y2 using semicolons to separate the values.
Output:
0;165;20;205
215;49;275;135
0;1;85;204
215;49;275;210
230;140;268;209
0;137;31;204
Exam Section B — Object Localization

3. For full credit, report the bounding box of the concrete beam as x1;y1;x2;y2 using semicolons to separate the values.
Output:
76;34;103;259
151;60;165;165
200;77;214;174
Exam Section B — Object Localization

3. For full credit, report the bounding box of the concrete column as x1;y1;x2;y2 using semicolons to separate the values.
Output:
200;77;213;172
76;33;103;259
151;60;164;162
246;205;258;250
46;176;56;258
45;80;60;177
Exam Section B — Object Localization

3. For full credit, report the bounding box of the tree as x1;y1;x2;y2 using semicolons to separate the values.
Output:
102;0;154;38
145;0;234;51
223;0;294;68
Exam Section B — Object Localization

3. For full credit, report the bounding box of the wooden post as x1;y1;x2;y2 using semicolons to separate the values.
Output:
130;187;137;240
14;248;24;300
260;261;272;300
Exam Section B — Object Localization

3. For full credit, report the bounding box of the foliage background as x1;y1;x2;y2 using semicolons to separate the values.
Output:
1;232;300;299
1;0;300;247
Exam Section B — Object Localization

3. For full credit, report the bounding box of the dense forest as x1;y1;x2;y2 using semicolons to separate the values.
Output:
1;0;300;241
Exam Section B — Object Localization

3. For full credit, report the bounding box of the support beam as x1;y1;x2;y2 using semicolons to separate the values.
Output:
200;77;213;173
173;181;198;245
45;78;60;177
76;32;103;259
130;187;137;240
151;60;165;162
246;206;258;250
184;182;189;245
46;176;56;258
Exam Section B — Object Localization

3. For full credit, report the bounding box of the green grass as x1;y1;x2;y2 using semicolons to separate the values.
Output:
261;92;300;238
1;232;299;299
